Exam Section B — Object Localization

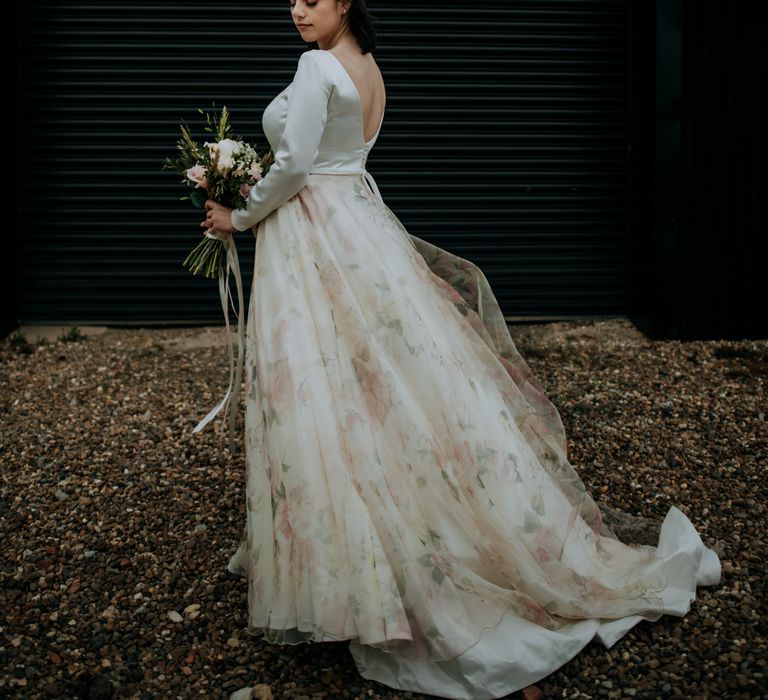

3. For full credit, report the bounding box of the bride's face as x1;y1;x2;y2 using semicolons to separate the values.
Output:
290;0;349;43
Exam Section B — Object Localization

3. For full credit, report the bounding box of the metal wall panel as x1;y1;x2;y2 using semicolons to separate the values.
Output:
19;1;650;325
658;0;767;340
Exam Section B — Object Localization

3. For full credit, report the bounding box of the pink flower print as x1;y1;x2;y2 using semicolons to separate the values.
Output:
319;263;345;305
298;186;335;228
297;380;313;406
428;436;451;471
291;535;313;576
352;354;391;424
265;357;294;412
361;367;390;423
531;526;563;565
340;435;355;466
452;439;474;468
431;275;466;306
267;457;283;498
387;613;413;641
271;318;291;348
590;507;604;537
275;499;293;540
344;411;360;432
518;593;553;628
583;576;620;601
287;480;313;535
337;227;358;257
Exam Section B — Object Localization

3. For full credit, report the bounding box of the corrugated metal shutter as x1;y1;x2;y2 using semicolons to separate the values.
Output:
651;0;768;340
19;0;650;325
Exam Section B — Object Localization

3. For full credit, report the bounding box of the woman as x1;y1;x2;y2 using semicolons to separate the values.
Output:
202;2;721;698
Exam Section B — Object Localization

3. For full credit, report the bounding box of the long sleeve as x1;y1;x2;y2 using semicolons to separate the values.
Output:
230;50;332;232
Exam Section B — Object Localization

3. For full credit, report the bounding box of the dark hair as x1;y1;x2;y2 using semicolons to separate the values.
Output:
306;0;378;54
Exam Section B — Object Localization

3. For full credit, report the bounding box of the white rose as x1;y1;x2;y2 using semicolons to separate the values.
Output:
215;139;240;173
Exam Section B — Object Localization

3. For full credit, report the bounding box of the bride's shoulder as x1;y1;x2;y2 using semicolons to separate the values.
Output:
298;48;331;64
293;49;335;78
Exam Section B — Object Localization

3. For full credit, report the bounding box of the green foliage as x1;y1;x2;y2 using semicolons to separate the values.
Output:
59;324;85;343
7;330;33;354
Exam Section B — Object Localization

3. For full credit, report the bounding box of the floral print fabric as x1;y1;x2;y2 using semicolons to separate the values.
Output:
226;172;720;695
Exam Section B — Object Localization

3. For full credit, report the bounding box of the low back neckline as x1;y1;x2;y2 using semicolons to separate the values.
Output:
321;50;385;146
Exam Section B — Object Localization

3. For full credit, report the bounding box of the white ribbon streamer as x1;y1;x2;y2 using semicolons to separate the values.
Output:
191;226;247;456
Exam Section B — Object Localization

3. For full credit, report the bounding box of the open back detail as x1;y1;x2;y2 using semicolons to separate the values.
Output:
323;50;386;145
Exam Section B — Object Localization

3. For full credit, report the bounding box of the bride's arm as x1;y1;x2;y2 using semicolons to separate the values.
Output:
231;50;331;232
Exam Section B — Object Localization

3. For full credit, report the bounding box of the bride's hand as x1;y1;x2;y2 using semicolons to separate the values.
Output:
201;199;237;234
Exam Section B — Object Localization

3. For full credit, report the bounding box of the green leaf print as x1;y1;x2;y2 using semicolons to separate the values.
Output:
522;509;540;533
506;452;524;482
441;469;461;502
417;553;433;566
532;492;545;516
476;444;497;463
281;461;292;473
427;528;442;542
265;405;279;428
432;566;446;585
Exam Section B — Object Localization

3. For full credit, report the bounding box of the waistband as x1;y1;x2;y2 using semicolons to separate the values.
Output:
308;168;383;204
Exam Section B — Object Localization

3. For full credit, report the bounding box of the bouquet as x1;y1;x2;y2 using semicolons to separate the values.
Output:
162;104;273;455
161;103;274;278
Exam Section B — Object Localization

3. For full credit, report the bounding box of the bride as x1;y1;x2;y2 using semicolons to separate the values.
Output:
200;1;722;698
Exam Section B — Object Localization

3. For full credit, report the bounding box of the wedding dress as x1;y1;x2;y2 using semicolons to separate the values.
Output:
217;49;721;699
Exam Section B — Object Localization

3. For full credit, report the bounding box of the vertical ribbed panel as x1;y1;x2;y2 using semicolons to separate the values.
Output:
644;0;767;340
673;0;767;339
19;1;651;325
625;0;656;333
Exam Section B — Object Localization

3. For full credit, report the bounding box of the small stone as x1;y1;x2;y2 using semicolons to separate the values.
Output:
167;610;183;623
522;685;542;700
184;603;201;615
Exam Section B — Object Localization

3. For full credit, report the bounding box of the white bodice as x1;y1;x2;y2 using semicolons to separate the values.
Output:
230;49;384;232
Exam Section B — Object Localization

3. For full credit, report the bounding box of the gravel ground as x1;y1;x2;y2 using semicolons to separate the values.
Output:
1;317;766;699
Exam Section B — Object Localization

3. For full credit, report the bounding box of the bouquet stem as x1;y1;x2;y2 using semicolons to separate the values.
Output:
182;236;225;279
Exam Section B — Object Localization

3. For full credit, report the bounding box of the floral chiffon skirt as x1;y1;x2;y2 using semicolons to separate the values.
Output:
225;172;721;699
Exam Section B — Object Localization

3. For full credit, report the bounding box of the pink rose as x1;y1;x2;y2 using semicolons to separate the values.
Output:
186;164;209;189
